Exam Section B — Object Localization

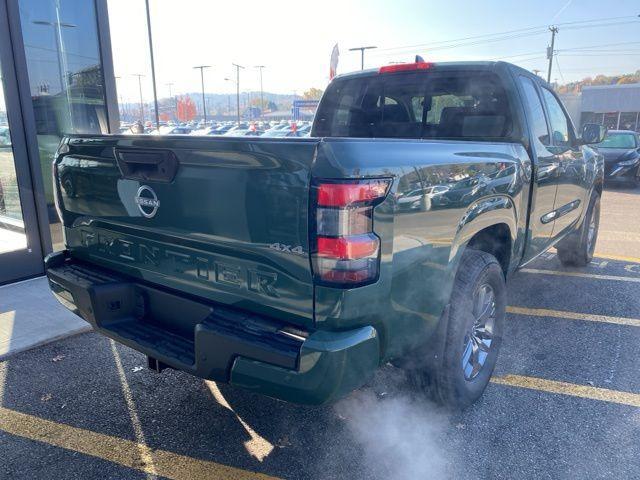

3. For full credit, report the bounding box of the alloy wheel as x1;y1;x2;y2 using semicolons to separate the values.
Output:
461;283;496;380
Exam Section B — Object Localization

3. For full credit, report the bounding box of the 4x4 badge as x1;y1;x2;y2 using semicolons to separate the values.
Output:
269;243;304;255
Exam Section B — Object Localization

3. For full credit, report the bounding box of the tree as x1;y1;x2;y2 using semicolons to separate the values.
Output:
555;71;640;94
592;75;610;86
266;101;278;112
176;96;196;122
303;88;324;100
617;76;637;85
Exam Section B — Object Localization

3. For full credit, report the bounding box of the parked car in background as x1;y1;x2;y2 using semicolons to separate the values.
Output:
0;126;11;146
152;125;193;135
210;125;234;135
397;185;450;211
261;124;301;138
262;123;290;134
223;124;264;136
222;123;248;136
191;126;219;136
296;124;312;136
596;130;640;186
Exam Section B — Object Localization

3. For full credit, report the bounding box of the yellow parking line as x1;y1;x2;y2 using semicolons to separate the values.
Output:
520;268;640;283
491;374;640;408
506;306;640;328
0;407;277;480
594;252;640;264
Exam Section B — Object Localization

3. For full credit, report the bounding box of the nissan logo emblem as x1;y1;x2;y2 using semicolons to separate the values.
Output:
134;185;160;218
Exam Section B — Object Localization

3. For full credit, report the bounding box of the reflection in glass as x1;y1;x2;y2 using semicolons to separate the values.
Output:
619;112;639;132
19;0;108;250
603;112;619;131
0;70;28;253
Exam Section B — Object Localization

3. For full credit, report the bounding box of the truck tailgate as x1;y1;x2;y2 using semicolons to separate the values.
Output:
55;135;319;327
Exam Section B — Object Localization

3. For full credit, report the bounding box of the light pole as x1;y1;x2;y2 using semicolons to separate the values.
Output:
546;26;558;84
32;19;76;129
144;0;160;129
349;46;377;70
166;82;175;121
254;65;265;117
232;63;244;125
292;90;297;121
115;76;124;120
224;78;235;119
132;74;145;124
193;65;211;124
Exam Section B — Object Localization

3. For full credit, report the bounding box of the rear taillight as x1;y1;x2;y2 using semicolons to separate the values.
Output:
311;178;391;287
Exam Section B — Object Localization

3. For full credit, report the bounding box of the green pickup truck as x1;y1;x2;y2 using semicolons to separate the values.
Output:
46;61;605;408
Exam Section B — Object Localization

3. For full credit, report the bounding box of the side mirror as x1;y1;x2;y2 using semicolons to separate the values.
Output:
580;123;607;145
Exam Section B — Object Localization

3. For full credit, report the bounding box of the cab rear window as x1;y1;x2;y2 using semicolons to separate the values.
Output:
313;70;514;140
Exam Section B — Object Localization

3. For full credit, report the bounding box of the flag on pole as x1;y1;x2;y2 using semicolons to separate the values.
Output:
329;44;339;80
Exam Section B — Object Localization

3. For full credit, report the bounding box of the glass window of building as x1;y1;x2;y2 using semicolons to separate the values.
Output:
580;112;604;128
19;0;108;250
0;63;27;253
619;112;639;131
603;112;619;130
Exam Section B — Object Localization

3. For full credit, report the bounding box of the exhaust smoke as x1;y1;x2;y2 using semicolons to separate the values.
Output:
334;367;451;479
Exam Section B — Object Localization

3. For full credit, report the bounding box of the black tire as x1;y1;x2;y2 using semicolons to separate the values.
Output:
408;249;506;409
557;192;600;267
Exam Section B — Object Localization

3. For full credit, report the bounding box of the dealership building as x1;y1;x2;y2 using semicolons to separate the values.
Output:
0;0;118;284
560;83;640;132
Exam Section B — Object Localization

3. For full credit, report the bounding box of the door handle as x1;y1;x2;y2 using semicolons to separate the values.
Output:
115;148;179;183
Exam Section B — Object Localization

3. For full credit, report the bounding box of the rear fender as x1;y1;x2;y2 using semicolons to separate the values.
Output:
410;197;516;367
451;195;517;271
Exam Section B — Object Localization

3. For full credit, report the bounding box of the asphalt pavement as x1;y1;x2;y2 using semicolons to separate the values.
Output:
1;183;640;480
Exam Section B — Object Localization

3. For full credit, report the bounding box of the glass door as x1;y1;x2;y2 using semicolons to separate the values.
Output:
0;2;44;284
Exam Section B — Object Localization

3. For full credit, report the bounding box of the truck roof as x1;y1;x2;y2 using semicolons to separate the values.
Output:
332;60;544;84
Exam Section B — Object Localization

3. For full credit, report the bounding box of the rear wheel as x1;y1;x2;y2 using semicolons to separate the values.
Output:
407;249;506;409
557;192;600;267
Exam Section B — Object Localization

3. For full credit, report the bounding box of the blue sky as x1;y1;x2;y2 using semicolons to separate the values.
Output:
107;0;640;101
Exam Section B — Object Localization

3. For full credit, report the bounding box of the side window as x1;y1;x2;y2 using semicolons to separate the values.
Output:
541;88;571;147
519;77;550;150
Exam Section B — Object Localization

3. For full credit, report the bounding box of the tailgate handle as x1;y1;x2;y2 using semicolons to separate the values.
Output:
115;148;179;183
